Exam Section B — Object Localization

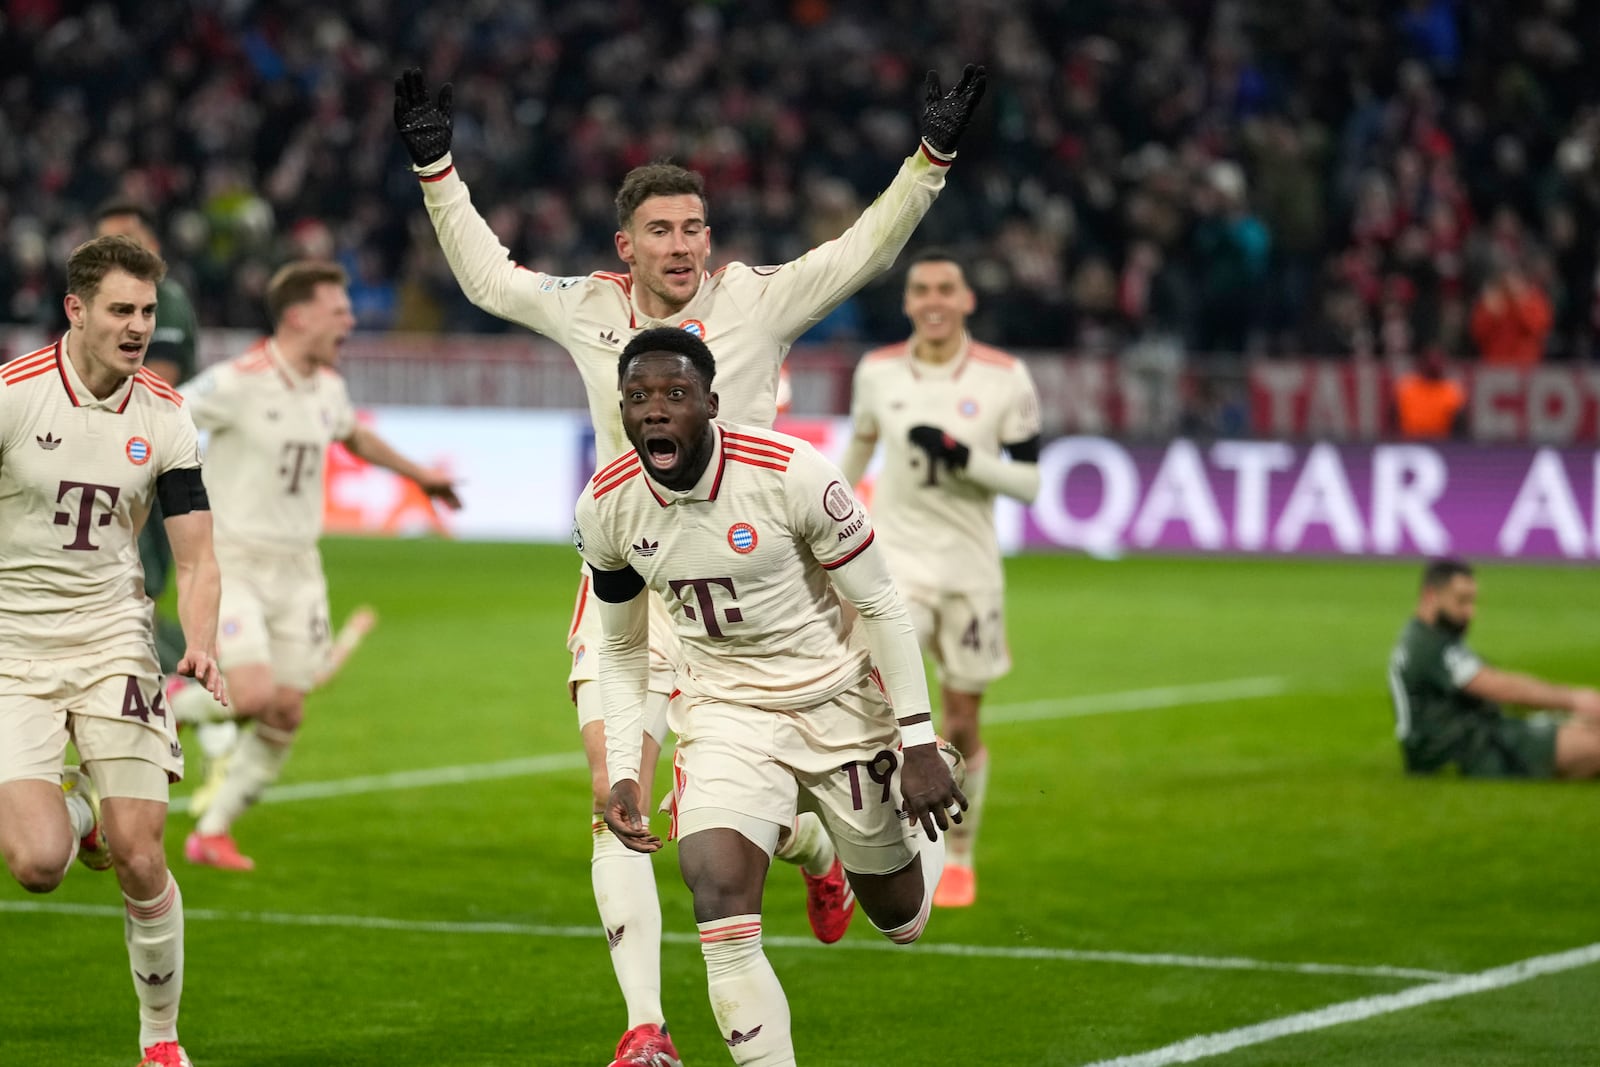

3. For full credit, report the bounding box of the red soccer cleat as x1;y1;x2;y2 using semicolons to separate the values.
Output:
802;856;857;944
184;830;254;871
136;1041;193;1067
933;864;977;908
609;1022;683;1067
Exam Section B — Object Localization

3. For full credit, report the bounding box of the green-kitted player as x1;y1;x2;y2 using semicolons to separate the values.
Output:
1388;558;1600;778
95;200;201;675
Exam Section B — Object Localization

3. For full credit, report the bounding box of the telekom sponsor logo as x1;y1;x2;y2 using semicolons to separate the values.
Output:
1014;438;1600;560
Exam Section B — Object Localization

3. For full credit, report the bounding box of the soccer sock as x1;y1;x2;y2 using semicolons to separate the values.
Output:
591;816;665;1029
168;679;231;725
872;828;946;945
698;915;794;1066
194;724;293;836
772;812;834;877
60;792;92;875
124;873;184;1048
947;749;990;869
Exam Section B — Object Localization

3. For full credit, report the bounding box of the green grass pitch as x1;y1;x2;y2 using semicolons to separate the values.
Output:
4;541;1598;1065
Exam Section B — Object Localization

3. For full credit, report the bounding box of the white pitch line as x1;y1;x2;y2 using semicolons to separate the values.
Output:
1079;941;1600;1067
985;676;1290;725
167;678;1286;814
168;752;587;815
0;900;1454;981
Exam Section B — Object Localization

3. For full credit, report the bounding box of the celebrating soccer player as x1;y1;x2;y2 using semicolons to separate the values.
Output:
576;328;966;1064
168;262;460;871
841;250;1042;906
0;235;226;1067
396;60;986;1066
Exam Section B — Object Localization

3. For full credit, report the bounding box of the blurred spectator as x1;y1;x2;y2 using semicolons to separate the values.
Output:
1392;346;1466;439
1469;265;1554;365
1189;161;1271;356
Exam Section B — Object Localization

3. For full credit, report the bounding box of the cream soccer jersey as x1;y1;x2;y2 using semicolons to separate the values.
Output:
418;146;953;464
574;423;879;711
0;338;201;656
850;338;1041;592
180;340;357;554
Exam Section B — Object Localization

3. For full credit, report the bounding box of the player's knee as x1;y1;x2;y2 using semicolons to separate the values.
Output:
265;694;305;734
8;849;68;894
110;840;167;892
229;684;275;720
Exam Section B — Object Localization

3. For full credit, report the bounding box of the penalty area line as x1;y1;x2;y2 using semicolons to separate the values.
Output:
1078;940;1600;1067
167;677;1291;815
0;900;1453;982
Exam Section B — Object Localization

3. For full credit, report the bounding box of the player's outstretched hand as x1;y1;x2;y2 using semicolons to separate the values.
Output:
900;743;967;842
605;780;662;854
177;648;228;706
416;469;463;510
919;63;988;155
1571;686;1600;722
908;424;971;470
393;67;454;168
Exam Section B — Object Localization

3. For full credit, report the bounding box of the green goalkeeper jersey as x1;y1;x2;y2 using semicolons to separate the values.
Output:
1387;617;1502;772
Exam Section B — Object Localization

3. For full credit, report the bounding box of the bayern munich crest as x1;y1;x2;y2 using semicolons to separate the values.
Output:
678;319;707;339
125;437;151;465
727;522;758;553
958;398;980;417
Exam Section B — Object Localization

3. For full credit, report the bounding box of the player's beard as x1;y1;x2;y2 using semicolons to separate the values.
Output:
1436;611;1470;637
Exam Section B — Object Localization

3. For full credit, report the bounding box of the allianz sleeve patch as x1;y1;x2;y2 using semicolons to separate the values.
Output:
822;480;856;523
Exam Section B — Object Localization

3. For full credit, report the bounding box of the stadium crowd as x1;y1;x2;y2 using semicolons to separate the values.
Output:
5;0;1600;363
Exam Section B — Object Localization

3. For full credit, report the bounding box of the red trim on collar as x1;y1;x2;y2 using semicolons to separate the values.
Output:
55;340;81;407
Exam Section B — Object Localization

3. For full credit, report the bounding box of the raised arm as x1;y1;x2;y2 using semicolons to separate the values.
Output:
394;68;576;338
749;65;988;343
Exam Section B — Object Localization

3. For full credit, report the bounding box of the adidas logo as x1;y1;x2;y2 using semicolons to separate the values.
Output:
727;1026;763;1047
36;432;61;450
135;970;175;987
599;329;620;346
606;925;626;949
632;537;659;557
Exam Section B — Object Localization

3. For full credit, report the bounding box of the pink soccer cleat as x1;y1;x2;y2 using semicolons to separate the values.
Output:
933;864;976;908
609;1022;683;1066
136;1041;193;1066
802;856;857;944
184;830;254;872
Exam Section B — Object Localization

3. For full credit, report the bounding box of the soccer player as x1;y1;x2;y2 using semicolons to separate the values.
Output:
0;234;226;1067
169;261;460;871
1388;558;1600;778
841;251;1041;907
577;329;966;1065
94;201;201;681
396;62;986;1065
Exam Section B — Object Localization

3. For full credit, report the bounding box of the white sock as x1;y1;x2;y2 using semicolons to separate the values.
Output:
872;827;945;945
699;915;794;1065
170;679;231;725
772;813;833;877
194;725;293;836
124;873;184;1048
65;791;93;841
947;749;989;869
591;817;664;1029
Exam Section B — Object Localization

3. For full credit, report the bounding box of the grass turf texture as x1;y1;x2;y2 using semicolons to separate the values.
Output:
4;541;1598;1065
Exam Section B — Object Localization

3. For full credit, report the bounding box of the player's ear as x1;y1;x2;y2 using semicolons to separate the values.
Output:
706;390;719;419
615;228;634;265
63;293;84;329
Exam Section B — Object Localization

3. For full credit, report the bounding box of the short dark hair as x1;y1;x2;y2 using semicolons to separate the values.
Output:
66;235;167;303
909;247;964;271
266;261;348;324
93;198;156;229
615;163;706;230
619;327;716;388
1421;558;1473;590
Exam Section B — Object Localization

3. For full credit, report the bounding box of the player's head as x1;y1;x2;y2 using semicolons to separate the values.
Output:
268;261;354;367
93;199;161;253
1418;557;1476;635
614;162;710;316
64;234;167;383
618;327;719;491
903;249;975;346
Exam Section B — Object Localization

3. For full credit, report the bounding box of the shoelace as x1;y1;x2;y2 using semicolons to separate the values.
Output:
139;1043;184;1067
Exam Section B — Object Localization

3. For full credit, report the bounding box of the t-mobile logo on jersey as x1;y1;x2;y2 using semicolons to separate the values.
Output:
280;441;321;495
54;481;120;551
667;576;744;638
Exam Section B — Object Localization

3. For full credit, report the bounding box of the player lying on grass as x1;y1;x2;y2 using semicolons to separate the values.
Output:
1389;558;1600;778
576;328;965;1065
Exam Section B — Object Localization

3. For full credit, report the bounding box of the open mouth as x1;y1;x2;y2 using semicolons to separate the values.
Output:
664;265;694;283
644;436;680;471
119;341;144;357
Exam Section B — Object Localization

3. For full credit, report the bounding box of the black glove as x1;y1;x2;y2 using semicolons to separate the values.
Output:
394;67;454;168
919;64;988;155
909;425;970;470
